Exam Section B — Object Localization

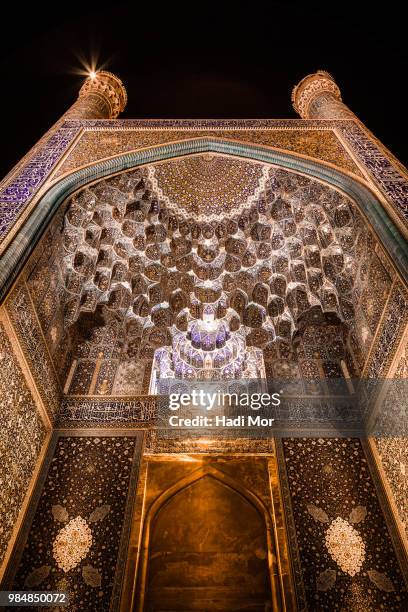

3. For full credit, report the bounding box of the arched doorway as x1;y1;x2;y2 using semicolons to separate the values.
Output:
137;467;279;611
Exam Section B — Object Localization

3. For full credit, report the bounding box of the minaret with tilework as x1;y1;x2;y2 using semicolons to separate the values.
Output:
63;71;127;120
292;70;407;176
292;70;355;119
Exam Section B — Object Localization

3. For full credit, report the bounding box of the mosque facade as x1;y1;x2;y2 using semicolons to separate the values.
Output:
0;70;407;611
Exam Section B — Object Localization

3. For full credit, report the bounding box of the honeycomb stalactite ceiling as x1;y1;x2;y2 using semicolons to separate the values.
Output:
61;154;363;370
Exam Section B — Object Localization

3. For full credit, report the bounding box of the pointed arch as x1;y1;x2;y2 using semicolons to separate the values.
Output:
1;137;407;301
135;464;282;612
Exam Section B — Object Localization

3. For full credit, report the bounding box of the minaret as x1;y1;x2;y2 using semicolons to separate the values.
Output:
62;70;127;120
0;70;127;199
291;70;354;120
291;70;406;175
0;71;127;188
0;70;127;295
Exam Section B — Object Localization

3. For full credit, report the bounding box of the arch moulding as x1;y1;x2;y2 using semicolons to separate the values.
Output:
1;137;407;302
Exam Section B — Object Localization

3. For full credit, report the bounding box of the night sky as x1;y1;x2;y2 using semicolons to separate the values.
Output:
0;1;406;179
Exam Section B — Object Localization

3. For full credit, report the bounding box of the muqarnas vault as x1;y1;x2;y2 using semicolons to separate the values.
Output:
0;69;408;611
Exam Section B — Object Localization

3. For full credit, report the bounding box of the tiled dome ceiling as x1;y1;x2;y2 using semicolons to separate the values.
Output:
149;154;268;219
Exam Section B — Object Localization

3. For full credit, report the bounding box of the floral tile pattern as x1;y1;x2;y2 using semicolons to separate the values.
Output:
0;126;79;246
54;125;361;179
282;438;407;611
5;282;61;418
366;281;408;378
339;124;408;224
9;435;143;611
375;336;408;538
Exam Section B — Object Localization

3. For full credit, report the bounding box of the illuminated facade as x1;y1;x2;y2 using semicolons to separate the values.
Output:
0;70;407;610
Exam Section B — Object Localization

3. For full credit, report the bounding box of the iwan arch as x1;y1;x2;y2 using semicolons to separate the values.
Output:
0;70;407;611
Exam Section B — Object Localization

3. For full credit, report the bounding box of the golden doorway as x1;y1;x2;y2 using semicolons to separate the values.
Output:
133;460;285;611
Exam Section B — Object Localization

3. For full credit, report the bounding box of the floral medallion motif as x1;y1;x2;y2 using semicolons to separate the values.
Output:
324;517;365;576
12;436;141;611
25;501;111;589
52;516;93;572
283;438;406;609
307;501;397;595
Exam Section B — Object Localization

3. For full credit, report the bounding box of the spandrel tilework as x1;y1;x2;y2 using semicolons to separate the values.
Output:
54;126;362;180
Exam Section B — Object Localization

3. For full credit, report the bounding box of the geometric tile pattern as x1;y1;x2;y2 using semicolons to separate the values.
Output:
55;161;384;391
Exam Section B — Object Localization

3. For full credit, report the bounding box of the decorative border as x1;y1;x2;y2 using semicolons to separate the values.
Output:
1;117;407;259
274;439;308;611
362;439;408;586
0;126;80;244
143;430;278;455
2;138;407;305
107;431;144;612
57;397;158;428
5;281;61;419
364;280;408;378
0;313;51;580
338;124;408;227
65;119;344;130
0;434;59;590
